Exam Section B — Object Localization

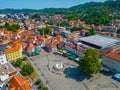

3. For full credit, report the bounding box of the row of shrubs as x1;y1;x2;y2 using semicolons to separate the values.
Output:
12;57;28;67
36;79;48;90
11;57;34;76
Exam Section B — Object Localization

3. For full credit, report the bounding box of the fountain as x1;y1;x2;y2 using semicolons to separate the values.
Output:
54;62;64;70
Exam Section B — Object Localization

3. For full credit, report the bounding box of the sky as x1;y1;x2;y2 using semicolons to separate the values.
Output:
0;0;106;9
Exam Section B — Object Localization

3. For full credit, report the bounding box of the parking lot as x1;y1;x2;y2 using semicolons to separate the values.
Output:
29;50;120;90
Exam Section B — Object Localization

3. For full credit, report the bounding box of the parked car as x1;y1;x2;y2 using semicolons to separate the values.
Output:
47;49;52;53
113;73;120;82
44;46;52;53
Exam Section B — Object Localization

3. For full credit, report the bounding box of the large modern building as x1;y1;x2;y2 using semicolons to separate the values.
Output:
78;35;120;49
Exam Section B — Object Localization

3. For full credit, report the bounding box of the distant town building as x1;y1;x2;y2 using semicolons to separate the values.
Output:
61;30;72;38
102;26;117;33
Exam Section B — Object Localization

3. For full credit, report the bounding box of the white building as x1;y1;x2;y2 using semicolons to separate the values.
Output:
102;48;120;73
0;52;17;85
0;52;7;65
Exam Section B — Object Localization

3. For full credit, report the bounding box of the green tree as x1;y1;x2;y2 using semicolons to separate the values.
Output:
46;19;54;25
11;61;16;66
89;28;96;35
85;32;91;36
5;22;9;28
59;21;68;27
36;79;42;84
0;26;4;29
22;57;28;61
117;29;120;34
32;14;40;20
11;24;20;30
38;27;51;35
39;83;44;89
43;87;48;90
15;59;23;67
22;63;34;76
79;48;101;75
6;24;20;32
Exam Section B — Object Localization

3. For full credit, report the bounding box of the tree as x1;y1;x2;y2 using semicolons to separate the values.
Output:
0;26;5;29
89;28;96;35
36;79;42;84
6;24;20;32
117;29;120;34
22;57;28;61
11;61;16;66
39;83;44;89
59;21;68;27
43;87;48;90
22;63;34;76
38;27;51;35
32;14;40;20
79;48;101;75
5;22;9;28
85;32;91;36
70;26;83;32
11;24;20;30
15;59;23;67
46;19;54;25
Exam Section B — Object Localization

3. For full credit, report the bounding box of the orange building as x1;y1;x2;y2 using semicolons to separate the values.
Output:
8;75;31;90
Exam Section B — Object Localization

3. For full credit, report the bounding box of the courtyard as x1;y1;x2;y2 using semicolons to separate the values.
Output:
29;51;120;90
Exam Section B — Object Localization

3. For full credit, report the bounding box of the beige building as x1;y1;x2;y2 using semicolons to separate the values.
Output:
102;48;120;73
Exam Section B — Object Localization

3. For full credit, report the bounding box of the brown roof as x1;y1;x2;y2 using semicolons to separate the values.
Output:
8;75;31;90
105;48;120;61
100;32;111;35
4;42;21;53
48;43;56;48
56;35;62;40
81;30;88;33
26;43;34;52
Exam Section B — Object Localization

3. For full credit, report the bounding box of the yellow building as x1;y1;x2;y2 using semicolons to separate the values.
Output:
4;42;22;61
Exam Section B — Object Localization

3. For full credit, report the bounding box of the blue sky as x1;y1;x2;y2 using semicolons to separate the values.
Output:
0;0;106;9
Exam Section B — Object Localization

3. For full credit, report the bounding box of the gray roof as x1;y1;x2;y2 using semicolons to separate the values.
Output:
79;35;120;48
61;30;72;35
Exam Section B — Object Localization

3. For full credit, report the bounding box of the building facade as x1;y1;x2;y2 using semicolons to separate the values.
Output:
102;48;120;73
4;42;22;61
0;52;7;65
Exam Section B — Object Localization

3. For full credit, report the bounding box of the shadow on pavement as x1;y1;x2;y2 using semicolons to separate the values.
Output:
64;67;90;82
100;71;114;77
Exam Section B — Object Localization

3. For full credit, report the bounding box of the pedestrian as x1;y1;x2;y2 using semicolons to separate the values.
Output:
46;80;48;84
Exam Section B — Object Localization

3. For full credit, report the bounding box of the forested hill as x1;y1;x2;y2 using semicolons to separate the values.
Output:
0;0;120;14
1;0;120;25
70;0;120;10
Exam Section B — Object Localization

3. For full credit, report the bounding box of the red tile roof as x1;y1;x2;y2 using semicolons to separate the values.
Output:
105;48;120;61
8;75;31;90
4;42;21;53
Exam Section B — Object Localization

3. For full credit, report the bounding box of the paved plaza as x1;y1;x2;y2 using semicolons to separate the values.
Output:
29;51;120;90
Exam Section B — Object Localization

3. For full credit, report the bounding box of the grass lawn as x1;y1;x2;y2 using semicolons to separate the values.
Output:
29;71;38;80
